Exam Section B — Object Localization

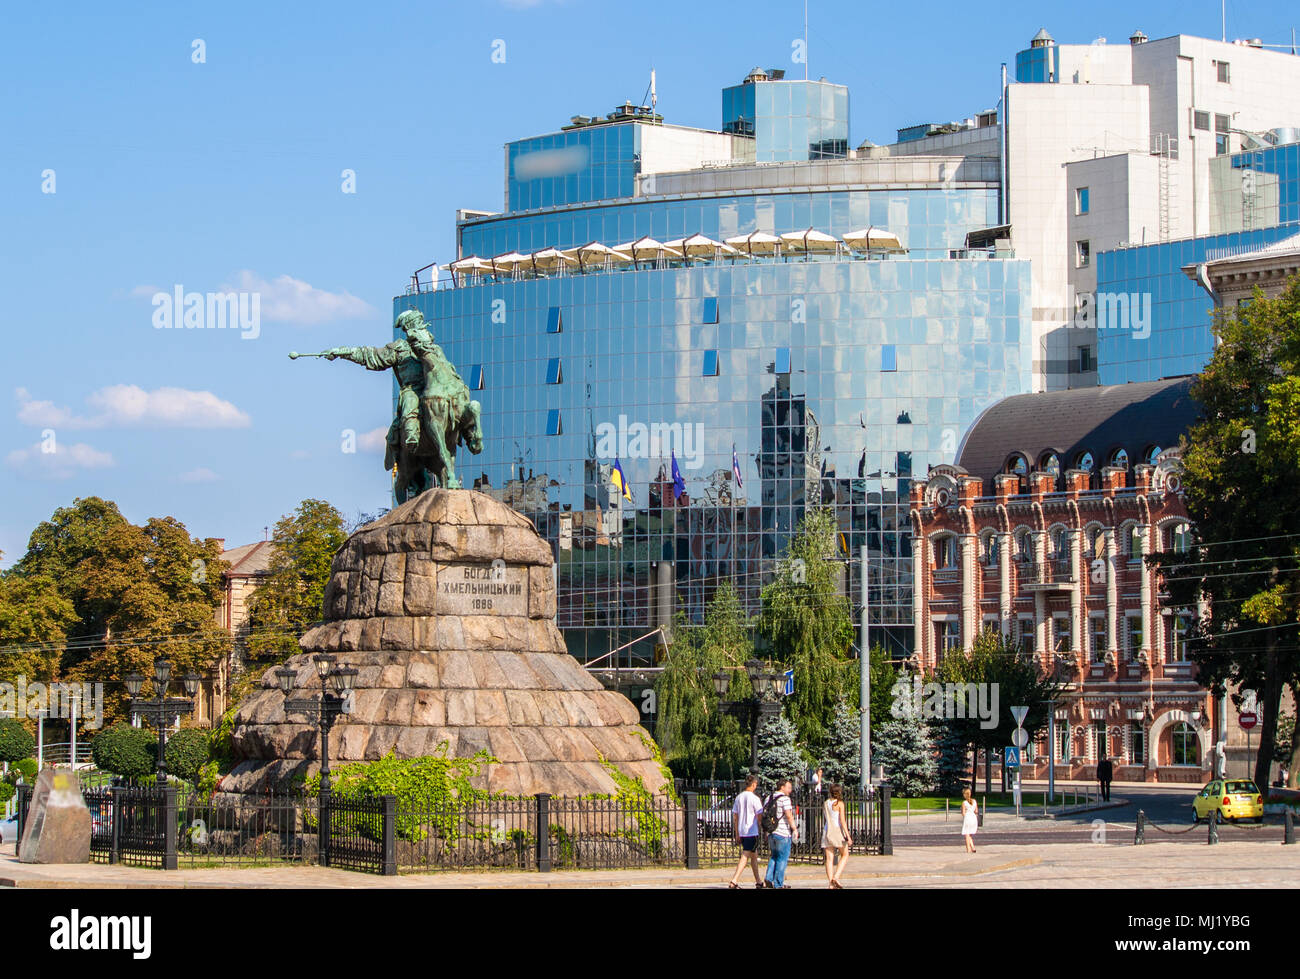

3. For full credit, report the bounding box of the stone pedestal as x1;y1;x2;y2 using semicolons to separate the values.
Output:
19;769;91;864
226;490;669;797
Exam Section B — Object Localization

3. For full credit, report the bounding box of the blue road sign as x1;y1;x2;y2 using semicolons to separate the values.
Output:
1004;745;1020;768
783;669;794;696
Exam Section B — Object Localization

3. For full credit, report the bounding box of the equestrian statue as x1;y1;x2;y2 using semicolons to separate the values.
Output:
290;309;483;502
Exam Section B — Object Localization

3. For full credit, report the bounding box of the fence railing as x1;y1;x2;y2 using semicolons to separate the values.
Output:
13;781;891;874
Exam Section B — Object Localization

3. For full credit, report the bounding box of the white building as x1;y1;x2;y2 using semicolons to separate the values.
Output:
888;29;1300;391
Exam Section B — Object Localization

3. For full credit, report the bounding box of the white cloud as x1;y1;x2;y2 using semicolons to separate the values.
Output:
6;440;115;480
15;385;251;430
178;467;220;483
358;427;388;452
223;270;372;325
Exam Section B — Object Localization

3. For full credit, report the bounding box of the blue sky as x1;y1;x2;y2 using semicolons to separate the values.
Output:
3;0;1298;563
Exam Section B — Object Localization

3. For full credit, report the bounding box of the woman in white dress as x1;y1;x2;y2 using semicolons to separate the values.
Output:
960;788;978;853
821;783;852;888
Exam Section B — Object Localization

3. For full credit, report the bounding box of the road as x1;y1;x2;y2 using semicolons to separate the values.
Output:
893;783;1287;847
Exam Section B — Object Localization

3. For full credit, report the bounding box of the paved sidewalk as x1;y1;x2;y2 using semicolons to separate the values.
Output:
2;840;1297;888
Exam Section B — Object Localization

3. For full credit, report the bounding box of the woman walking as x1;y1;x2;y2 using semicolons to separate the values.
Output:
960;788;978;853
821;783;852;888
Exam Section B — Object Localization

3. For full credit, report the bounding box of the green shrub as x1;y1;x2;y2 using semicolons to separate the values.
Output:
0;781;14;806
91;724;157;779
164;728;212;783
15;757;38;783
0;719;35;764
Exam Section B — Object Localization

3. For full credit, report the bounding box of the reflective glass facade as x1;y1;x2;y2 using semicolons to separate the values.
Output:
1210;142;1300;233
722;80;848;161
397;256;1031;661
507;124;639;211
1096;222;1299;384
1015;45;1057;83
460;188;996;258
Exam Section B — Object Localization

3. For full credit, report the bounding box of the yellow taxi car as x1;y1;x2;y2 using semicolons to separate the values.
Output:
1191;779;1264;824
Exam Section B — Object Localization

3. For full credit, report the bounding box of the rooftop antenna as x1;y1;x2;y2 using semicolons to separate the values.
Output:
1222;0;1226;42
640;67;657;112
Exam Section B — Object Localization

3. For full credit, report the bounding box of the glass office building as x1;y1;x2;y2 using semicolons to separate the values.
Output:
395;75;1032;663
1098;140;1300;385
722;75;849;161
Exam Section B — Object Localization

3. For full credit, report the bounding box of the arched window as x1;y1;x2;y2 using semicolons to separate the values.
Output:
1170;722;1200;766
1165;521;1191;552
933;535;958;570
981;533;999;566
1006;454;1028;476
1074;450;1095;472
1049;527;1069;559
1128;524;1144;560
1040;452;1061;478
1144;445;1163;465
1109;447;1129;470
1083;526;1102;558
1014;528;1032;562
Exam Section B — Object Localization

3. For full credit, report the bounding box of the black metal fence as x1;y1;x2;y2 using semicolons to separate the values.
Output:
12;780;890;875
679;779;892;863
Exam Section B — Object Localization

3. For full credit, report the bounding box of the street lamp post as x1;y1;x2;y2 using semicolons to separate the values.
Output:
124;658;202;780
711;659;788;776
276;654;357;867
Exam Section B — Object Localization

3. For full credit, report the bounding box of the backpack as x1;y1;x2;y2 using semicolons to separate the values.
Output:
760;792;785;835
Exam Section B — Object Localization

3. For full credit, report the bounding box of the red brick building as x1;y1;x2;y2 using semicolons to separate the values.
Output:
910;378;1217;783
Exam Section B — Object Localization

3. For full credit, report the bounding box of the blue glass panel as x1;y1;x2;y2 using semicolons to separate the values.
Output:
703;349;719;376
703;296;718;324
546;357;562;384
775;347;791;374
546;408;562;435
469;364;484;390
547;306;562;333
882;344;897;371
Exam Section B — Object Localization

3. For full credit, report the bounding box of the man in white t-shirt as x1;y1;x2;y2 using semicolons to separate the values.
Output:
728;774;764;889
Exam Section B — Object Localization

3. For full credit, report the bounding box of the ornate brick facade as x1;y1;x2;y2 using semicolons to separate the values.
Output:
910;455;1215;783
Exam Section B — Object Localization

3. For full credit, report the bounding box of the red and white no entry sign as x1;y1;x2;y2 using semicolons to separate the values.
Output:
1239;712;1258;730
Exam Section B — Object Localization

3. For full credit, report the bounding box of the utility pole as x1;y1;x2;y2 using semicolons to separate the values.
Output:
859;544;871;789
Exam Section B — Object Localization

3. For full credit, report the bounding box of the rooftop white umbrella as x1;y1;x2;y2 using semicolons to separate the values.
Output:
724;231;782;256
664;233;739;264
529;247;578;275
448;256;494;284
779;229;840;255
613;236;683;265
565;240;632;271
842;227;906;252
489;251;531;277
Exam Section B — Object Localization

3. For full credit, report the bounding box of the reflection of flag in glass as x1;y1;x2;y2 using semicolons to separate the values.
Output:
732;444;744;490
671;451;685;500
610;457;632;502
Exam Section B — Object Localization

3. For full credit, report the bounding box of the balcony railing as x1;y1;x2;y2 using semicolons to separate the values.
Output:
1026;557;1074;585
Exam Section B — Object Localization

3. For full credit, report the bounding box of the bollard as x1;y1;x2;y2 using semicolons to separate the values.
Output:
683;791;699;869
979;794;985;827
1285;807;1295;845
380;795;397;876
1208;812;1218;845
1134;809;1145;845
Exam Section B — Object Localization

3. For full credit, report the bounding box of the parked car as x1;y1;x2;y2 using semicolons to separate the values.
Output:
1192;779;1264;824
0;815;18;845
696;793;809;840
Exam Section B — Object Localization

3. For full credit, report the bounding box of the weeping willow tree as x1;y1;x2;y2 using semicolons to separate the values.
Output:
652;580;755;779
758;508;855;747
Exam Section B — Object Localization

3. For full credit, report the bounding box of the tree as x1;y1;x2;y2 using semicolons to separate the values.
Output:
0;570;77;681
873;712;937;797
1150;277;1300;789
245;499;348;663
90;723;156;779
758;508;856;746
164;727;212;784
933;628;1065;792
7;499;230;725
653;581;753;779
818;697;860;786
0;718;36;764
749;712;805;795
933;722;970;796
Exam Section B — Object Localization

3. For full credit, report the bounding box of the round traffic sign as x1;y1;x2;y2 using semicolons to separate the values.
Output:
1239;712;1257;730
1012;728;1030;748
